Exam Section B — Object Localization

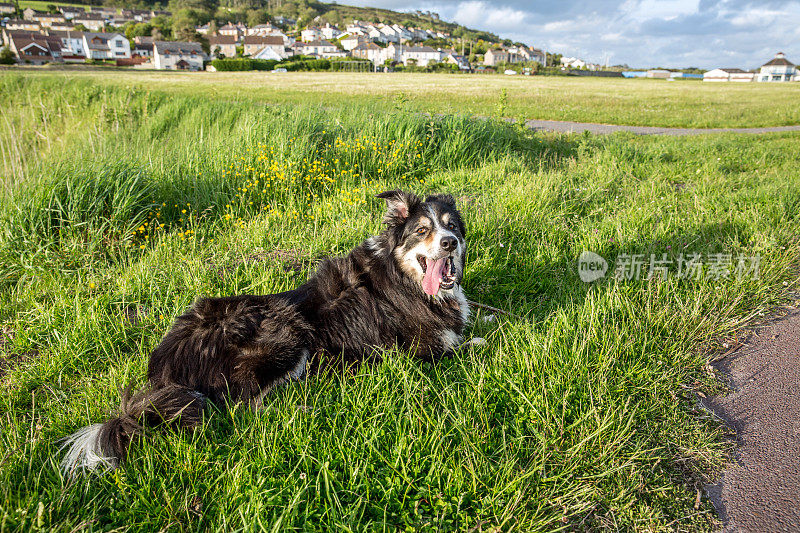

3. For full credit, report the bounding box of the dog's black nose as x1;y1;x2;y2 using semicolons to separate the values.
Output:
440;236;457;251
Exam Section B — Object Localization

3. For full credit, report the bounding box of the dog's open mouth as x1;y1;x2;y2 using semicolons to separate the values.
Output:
418;255;456;295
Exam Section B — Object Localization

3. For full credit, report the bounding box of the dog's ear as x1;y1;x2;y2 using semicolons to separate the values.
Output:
376;190;419;226
425;194;456;208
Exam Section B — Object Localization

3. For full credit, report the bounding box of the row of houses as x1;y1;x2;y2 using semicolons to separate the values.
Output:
1;4;170;33
200;20;544;69
703;53;798;82
2;28;204;70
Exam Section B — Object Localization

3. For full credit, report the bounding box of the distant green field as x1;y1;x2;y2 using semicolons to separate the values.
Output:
15;69;800;128
1;72;799;531
17;0;92;12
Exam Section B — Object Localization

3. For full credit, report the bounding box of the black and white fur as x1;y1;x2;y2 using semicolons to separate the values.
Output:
60;190;479;476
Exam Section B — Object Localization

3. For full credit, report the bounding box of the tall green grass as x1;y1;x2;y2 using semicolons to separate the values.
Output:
0;73;799;531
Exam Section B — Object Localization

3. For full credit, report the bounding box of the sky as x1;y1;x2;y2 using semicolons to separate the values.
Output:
338;0;800;69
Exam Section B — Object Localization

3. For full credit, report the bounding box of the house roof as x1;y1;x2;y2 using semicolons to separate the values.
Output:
74;13;106;21
83;32;124;50
48;29;84;39
404;46;437;53
243;35;283;45
208;35;237;45
10;32;62;53
710;68;747;74
352;41;380;51
762;54;794;67
301;39;334;47
219;23;239;30
154;40;204;55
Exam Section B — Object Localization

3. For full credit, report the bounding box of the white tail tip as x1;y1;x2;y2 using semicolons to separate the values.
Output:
59;423;117;477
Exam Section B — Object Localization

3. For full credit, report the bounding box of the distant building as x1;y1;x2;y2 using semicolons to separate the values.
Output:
703;68;755;82
243;35;285;58
48;29;86;58
0;3;16;14
152;40;205;70
301;27;321;42
440;49;470;70
320;23;341;40
486;48;539;66
73;14;106;32
6;31;63;64
59;8;85;20
132;36;154;58
385;43;441;66
757;52;797;82
218;23;243;39
339;34;367;51
646;69;671;79
294;39;337;57
208;35;237;58
82;32;130;59
4;19;41;32
350;41;383;64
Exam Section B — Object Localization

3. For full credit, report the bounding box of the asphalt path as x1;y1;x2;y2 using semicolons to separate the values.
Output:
704;307;800;532
524;119;800;136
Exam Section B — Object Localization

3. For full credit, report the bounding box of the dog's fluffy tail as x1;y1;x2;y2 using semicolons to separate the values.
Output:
60;384;205;477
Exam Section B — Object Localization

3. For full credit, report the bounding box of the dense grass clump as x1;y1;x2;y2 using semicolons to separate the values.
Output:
0;74;799;531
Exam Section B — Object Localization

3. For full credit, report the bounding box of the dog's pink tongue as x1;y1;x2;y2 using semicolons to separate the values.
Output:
422;257;447;296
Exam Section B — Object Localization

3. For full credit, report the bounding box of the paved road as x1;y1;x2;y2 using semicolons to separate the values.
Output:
524;119;800;136
704;308;800;532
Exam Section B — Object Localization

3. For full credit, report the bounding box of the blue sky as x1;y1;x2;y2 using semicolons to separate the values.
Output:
340;0;800;69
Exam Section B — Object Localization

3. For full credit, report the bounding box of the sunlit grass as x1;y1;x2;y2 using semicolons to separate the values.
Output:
12;70;800;129
0;73;799;531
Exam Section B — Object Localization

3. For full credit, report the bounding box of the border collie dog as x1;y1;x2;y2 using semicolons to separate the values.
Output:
61;190;474;475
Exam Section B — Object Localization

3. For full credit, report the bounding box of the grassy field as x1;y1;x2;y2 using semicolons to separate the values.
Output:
14;69;800;129
1;72;799;531
17;0;92;12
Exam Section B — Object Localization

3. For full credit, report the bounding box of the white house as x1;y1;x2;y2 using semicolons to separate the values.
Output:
294;39;337;57
339;34;366;51
757;52;797;82
252;46;282;61
350;41;383;64
703;68;754;82
320;23;341;40
152;40;205;70
218;23;243;39
73;14;106;32
82;32;130;59
243;35;285;58
441;49;470;70
300;27;321;42
48;29;85;58
560;56;587;69
385;43;441;66
247;24;289;44
377;24;401;43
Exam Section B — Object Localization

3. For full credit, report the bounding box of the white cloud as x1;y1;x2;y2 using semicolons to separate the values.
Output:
338;0;800;68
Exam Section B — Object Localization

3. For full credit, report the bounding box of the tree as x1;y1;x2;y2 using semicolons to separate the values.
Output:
246;9;268;27
0;47;15;65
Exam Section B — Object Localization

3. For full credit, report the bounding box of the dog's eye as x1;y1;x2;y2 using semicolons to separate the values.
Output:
415;227;427;235
447;222;457;230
